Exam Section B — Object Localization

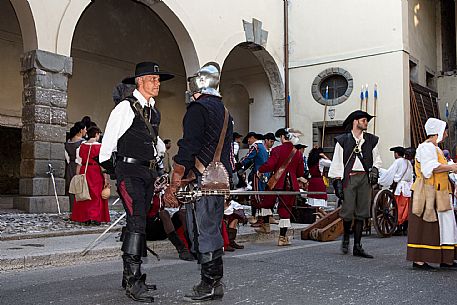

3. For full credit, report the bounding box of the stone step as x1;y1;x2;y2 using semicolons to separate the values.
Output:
0;195;15;209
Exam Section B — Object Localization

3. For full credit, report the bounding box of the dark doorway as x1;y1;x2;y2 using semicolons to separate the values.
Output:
0;126;21;195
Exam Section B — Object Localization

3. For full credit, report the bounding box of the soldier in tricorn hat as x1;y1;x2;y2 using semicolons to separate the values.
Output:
328;110;382;258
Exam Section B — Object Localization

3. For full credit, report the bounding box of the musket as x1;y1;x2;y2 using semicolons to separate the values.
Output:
176;189;326;204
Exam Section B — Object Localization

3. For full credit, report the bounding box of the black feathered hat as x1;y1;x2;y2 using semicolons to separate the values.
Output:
122;62;174;84
242;132;263;144
342;110;375;130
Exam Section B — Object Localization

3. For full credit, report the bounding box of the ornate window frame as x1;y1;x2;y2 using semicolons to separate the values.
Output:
311;68;353;106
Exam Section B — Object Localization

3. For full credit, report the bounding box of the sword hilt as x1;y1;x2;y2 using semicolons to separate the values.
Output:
46;163;55;176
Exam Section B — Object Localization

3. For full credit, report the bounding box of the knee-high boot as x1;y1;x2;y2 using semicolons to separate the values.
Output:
227;228;244;249
353;219;373;259
168;231;195;261
184;256;224;302
121;232;156;302
341;220;352;254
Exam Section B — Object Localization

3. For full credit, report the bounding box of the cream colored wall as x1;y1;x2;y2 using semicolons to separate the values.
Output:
0;1;23;127
288;0;409;165
407;0;438;85
288;0;405;68
289;52;408;166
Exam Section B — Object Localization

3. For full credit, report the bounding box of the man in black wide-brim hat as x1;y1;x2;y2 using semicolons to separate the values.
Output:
99;62;173;303
328;110;382;259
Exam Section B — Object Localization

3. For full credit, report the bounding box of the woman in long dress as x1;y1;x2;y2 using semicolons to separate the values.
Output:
306;147;332;207
70;126;110;225
407;118;457;270
65;122;86;211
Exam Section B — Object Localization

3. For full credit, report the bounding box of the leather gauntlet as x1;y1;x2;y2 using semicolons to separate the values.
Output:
333;179;344;200
368;167;379;185
163;163;185;208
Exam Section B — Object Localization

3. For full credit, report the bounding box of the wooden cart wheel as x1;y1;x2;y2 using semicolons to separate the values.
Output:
372;189;398;237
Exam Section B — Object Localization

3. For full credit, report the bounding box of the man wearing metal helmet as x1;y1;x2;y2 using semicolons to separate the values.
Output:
328;110;382;259
163;62;233;302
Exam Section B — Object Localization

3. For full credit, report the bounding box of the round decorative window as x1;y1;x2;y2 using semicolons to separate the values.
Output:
311;68;353;106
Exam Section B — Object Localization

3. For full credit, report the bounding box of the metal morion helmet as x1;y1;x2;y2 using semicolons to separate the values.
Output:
187;62;221;97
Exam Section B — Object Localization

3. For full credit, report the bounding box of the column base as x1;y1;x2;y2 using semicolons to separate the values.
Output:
14;196;70;213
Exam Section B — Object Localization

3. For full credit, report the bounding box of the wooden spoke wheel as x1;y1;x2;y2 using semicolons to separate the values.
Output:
372;189;398;237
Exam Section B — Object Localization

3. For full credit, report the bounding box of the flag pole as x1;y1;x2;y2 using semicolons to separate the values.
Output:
321;86;329;148
373;84;378;135
364;84;369;112
360;86;364;110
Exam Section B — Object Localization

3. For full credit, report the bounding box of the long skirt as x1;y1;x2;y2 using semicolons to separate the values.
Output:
406;192;457;264
71;165;110;223
395;193;410;225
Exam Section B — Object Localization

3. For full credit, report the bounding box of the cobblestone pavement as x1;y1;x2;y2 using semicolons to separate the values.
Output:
0;210;126;237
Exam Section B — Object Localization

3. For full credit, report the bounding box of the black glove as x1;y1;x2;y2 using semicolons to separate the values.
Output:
94;156;116;179
235;163;243;171
369;167;379;185
333;179;344;200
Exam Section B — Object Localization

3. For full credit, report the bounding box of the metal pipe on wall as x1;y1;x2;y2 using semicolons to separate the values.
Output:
284;0;289;128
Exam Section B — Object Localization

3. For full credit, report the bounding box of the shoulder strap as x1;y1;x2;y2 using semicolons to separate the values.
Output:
268;147;297;190
214;107;229;162
125;96;157;144
83;144;92;175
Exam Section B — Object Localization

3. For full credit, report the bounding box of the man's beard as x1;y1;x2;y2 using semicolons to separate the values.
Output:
357;123;367;131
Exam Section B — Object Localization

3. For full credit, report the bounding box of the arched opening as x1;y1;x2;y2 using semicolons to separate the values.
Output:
68;0;195;157
220;42;285;137
0;1;24;199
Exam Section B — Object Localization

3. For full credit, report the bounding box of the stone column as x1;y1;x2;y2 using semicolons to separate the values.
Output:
14;49;72;213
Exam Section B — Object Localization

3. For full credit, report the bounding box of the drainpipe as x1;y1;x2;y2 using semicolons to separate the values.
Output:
284;0;290;128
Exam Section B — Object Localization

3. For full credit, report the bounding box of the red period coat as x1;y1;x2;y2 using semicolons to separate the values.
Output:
258;142;304;190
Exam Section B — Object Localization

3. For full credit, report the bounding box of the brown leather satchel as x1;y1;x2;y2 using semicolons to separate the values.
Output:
267;148;297;190
200;108;230;191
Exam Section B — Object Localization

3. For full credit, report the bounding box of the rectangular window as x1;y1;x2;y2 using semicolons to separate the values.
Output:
409;60;418;83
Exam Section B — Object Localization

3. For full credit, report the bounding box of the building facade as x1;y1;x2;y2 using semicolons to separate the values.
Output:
0;0;453;212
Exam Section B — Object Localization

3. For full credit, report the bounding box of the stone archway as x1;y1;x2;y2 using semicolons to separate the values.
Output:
67;0;193;148
220;42;284;134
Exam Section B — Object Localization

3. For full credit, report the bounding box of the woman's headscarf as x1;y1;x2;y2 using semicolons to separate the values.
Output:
424;118;447;143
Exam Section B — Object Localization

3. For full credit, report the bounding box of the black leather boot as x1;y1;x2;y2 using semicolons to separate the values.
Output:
228;228;244;249
353;220;373;259
341;220;351;254
184;257;224;302
121;232;156;302
168;232;195;261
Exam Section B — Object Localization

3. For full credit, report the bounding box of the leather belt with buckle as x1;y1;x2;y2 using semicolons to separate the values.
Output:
349;171;365;176
119;156;156;169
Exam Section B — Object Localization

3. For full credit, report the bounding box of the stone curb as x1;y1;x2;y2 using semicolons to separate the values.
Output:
0;227;304;272
0;226;122;241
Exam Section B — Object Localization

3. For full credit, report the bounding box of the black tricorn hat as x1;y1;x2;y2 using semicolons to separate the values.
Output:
294;144;308;149
342;110;375;130
122;62;174;84
390;146;405;155
242;132;263;144
263;132;277;141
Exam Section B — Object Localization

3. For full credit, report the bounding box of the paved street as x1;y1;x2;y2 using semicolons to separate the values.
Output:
1;234;455;305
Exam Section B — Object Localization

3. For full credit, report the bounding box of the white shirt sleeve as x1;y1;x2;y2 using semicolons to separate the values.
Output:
378;158;399;187
319;158;332;173
417;142;441;179
75;146;82;165
372;143;382;169
64;149;70;164
99;100;135;162
328;143;344;178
